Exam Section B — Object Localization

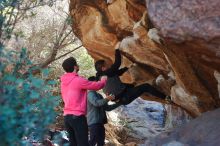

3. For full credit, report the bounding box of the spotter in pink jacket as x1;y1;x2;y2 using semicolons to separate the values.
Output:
60;72;106;116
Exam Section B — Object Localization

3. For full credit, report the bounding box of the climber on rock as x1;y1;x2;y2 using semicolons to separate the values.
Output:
95;42;171;105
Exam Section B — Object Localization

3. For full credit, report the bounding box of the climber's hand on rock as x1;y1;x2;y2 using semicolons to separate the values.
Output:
114;42;121;50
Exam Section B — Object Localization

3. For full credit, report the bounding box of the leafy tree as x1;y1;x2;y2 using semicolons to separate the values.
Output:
2;0;83;71
0;47;60;145
0;0;57;45
0;2;97;144
0;0;60;145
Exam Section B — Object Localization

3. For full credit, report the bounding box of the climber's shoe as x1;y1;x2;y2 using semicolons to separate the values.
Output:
165;96;173;104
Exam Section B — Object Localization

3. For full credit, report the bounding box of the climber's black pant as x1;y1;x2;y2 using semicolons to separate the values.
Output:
118;83;166;105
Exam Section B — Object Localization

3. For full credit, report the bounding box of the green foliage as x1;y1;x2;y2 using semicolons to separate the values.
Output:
74;48;96;78
0;2;62;145
0;47;59;146
0;0;18;41
65;15;73;25
0;0;57;43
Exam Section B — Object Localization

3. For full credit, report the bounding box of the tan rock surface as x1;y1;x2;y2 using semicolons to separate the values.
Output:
69;0;220;116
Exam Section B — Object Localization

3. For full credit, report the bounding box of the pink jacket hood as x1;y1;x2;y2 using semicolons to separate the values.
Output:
60;72;106;116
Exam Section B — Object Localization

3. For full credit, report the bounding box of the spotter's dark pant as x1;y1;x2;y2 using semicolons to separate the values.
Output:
64;115;89;146
89;123;105;146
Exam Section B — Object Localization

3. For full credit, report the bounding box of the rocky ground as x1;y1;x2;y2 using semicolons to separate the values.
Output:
104;98;190;146
43;97;190;146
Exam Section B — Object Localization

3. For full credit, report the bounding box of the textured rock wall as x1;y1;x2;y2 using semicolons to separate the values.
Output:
145;108;220;146
69;0;220;116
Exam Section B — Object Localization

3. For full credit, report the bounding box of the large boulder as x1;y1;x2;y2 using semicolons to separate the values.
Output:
69;0;220;116
146;108;220;146
147;0;220;116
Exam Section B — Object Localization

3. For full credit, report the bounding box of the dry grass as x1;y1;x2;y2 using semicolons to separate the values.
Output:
105;123;145;146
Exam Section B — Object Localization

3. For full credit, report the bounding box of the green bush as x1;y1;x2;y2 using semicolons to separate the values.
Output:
0;1;61;144
0;47;59;146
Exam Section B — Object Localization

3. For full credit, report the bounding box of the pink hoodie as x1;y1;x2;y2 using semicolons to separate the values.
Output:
60;72;106;116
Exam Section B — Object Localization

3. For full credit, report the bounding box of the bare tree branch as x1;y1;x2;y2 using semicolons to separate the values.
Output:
30;45;82;75
59;29;72;46
54;45;82;61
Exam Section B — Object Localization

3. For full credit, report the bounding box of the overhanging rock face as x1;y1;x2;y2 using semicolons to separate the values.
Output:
69;0;220;116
